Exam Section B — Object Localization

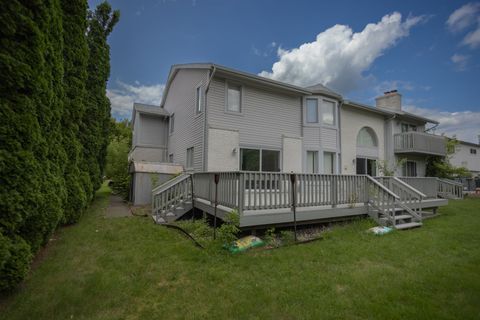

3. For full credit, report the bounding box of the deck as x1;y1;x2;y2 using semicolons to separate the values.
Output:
152;172;461;229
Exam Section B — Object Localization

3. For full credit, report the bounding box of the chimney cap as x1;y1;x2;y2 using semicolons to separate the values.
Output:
383;89;398;95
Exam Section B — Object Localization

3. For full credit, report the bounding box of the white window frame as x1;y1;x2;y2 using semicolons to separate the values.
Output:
306;150;319;173
402;160;417;177
186;147;194;169
169;113;174;135
323;151;336;174
195;85;203;115
239;147;281;172
306;98;319;124
225;81;243;114
321;99;337;126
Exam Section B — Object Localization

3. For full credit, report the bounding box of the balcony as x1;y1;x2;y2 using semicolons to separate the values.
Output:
394;132;446;156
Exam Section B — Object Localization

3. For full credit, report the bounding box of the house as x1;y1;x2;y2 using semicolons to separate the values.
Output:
129;63;463;229
450;138;480;178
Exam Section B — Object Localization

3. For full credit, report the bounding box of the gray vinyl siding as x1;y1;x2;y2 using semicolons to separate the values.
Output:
303;127;321;148
321;127;337;150
207;77;302;150
163;69;209;171
138;114;168;147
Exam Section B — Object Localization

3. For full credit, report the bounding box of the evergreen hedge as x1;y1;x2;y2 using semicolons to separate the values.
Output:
0;0;119;291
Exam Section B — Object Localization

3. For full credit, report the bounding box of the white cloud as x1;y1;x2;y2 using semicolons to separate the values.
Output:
404;105;480;143
107;81;165;119
446;2;480;32
462;26;480;47
259;12;426;93
451;53;470;70
447;3;480;48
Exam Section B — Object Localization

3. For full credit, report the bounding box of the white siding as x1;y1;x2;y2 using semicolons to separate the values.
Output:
321;127;337;150
164;69;209;171
450;143;480;174
341;105;386;174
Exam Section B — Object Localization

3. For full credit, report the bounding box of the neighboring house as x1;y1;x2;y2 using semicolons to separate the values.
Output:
129;63;464;231
450;138;480;177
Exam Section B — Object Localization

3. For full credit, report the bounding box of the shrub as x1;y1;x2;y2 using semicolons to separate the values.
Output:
217;210;240;246
0;233;32;292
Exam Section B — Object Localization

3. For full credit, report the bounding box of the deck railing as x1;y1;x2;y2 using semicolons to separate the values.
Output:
398;177;463;199
394;132;446;156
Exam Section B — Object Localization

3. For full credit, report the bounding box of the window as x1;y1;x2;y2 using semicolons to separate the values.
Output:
240;148;280;172
306;151;318;173
356;157;377;176
262;150;280;172
401;123;417;132
306;99;318;123
168;154;173;163
357;127;377;147
196;86;203;114
471;148;477;155
169;114;174;134
324;152;335;174
322;100;335;125
226;84;241;113
186;147;194;168
402;161;417;177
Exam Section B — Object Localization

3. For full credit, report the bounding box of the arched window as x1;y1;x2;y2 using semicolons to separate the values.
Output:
357;127;377;147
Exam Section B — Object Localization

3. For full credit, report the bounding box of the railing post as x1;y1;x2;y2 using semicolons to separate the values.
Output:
331;175;337;208
290;173;297;242
213;173;219;240
238;172;244;216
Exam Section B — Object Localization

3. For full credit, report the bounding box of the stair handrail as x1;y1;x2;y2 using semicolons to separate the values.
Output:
366;175;400;226
366;176;400;199
152;172;190;195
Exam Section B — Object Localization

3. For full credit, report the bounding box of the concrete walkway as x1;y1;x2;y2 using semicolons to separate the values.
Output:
105;195;131;218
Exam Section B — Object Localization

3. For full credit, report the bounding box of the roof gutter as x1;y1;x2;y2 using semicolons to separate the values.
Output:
205;65;217;93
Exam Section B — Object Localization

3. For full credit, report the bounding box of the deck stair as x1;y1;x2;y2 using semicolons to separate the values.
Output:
152;173;193;224
368;176;425;230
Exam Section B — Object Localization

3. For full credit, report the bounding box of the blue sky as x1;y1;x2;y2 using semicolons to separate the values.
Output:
89;0;480;143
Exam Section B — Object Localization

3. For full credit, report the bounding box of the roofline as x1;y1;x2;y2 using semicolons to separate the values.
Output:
132;103;169;125
342;100;395;116
395;111;439;125
159;63;312;107
455;139;480;147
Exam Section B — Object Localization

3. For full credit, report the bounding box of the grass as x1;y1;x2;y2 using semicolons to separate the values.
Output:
1;186;480;319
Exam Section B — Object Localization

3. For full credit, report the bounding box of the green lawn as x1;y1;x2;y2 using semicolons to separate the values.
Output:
1;186;480;320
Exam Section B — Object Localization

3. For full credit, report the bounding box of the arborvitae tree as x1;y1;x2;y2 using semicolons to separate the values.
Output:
81;2;119;198
61;0;89;223
0;0;119;291
0;0;65;291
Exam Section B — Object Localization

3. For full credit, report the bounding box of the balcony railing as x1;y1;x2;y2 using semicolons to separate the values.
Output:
394;132;446;156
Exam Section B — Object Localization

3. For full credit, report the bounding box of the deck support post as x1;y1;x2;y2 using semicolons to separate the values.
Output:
213;173;219;240
290;173;297;242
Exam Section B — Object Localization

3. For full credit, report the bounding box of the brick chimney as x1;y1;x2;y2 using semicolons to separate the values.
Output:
375;90;402;111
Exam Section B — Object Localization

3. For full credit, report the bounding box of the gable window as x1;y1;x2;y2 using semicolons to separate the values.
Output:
324;152;335;174
471;148;477;155
240;148;280;172
226;83;241;113
322;100;336;125
402;161;417;177
306;99;318;123
306;151;318;173
169;114;174;134
196;86;203;114
186;147;194;168
357;127;378;147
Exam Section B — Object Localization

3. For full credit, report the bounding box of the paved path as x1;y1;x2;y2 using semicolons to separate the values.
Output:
105;195;131;218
